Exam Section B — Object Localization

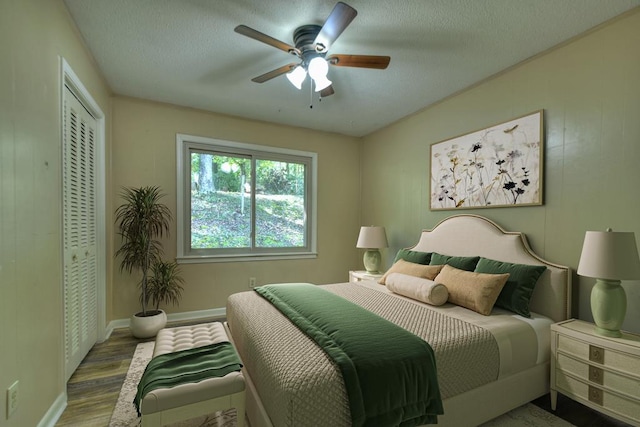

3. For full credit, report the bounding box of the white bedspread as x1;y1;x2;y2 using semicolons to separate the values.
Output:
357;279;553;378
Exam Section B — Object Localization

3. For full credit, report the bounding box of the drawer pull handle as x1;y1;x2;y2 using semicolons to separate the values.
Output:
588;386;603;405
589;366;603;385
589;345;604;364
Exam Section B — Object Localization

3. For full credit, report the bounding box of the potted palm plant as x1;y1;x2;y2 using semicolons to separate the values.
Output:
115;186;182;338
147;260;185;311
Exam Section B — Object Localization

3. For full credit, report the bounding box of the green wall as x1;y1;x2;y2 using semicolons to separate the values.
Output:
361;9;640;333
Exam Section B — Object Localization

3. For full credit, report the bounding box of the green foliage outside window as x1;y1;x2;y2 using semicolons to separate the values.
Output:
190;152;306;250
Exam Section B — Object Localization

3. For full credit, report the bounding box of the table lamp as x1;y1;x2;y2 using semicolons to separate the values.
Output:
356;226;388;273
577;228;640;337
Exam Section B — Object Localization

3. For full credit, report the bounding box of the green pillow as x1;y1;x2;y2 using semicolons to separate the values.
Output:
394;249;432;265
430;253;479;271
474;257;546;318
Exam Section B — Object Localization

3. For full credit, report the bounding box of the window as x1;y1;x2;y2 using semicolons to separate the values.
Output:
176;134;317;262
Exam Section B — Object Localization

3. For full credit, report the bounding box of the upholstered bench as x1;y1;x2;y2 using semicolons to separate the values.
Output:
140;322;245;427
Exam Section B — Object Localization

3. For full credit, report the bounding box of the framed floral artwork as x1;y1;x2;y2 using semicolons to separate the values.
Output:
430;110;543;210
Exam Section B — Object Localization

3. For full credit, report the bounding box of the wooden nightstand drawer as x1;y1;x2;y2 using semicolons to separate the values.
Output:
556;372;640;424
557;335;606;363
557;334;590;359
557;333;640;375
557;353;640;397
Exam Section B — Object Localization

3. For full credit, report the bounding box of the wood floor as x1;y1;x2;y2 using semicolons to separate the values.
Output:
56;319;629;427
55;328;152;426
55;318;220;427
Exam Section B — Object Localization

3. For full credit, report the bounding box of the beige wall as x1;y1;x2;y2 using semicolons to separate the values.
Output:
361;9;640;333
110;97;362;319
0;0;112;426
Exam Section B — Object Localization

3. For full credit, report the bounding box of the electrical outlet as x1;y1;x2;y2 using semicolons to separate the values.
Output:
7;380;18;419
249;277;256;288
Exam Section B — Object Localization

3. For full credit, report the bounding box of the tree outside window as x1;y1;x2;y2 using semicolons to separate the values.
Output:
177;135;316;261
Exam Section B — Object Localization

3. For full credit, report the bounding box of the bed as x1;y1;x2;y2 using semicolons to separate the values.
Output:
226;214;572;427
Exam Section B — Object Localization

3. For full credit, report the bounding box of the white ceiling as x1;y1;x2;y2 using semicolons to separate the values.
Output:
63;0;640;137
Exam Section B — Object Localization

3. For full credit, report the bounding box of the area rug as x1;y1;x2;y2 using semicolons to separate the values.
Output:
110;342;574;427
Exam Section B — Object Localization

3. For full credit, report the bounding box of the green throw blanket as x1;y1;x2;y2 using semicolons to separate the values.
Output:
133;341;243;416
255;283;443;427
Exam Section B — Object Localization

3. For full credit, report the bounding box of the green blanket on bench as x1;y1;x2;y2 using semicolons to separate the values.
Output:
133;341;242;416
255;283;443;427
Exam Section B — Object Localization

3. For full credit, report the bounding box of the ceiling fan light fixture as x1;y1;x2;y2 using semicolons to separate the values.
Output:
307;56;332;92
308;56;329;80
286;65;306;90
313;76;332;92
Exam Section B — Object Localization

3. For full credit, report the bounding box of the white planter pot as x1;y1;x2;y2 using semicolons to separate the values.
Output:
130;309;167;338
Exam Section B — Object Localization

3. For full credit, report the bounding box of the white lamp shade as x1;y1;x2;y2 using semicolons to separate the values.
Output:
356;226;388;249
286;66;306;90
577;230;640;280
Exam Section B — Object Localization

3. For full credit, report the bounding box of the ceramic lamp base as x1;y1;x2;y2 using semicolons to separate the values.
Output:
363;249;381;273
591;279;626;338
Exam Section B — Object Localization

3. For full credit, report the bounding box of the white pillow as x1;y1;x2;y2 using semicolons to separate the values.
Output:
385;273;449;306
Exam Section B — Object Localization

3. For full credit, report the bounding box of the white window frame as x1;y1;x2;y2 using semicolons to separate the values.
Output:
176;134;317;263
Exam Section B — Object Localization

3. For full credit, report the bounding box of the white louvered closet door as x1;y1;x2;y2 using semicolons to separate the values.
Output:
63;85;98;381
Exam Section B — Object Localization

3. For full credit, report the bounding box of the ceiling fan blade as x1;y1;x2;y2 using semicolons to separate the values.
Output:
313;2;357;52
327;54;390;69
235;25;300;56
320;85;335;97
251;63;298;83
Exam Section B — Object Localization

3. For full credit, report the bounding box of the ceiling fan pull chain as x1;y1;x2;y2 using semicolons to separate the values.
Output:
309;81;314;109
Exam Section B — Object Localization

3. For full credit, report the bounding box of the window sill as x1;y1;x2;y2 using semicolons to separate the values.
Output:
176;252;318;264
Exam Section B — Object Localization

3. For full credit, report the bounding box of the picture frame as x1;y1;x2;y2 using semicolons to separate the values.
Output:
430;110;543;210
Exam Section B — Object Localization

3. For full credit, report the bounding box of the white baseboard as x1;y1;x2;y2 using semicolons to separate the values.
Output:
167;307;227;322
38;392;66;427
107;307;227;331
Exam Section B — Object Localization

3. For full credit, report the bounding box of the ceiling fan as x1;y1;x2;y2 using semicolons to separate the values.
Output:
234;1;390;97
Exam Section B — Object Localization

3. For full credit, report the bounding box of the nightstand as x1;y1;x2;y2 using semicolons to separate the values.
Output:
550;319;640;426
349;270;383;283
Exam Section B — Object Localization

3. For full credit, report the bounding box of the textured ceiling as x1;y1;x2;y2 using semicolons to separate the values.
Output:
63;0;640;137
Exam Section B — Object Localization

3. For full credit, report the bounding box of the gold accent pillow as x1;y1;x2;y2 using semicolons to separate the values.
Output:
434;264;510;315
378;259;443;285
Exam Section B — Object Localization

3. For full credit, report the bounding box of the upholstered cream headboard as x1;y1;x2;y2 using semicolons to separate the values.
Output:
410;214;571;323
